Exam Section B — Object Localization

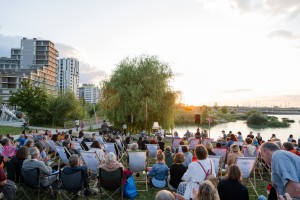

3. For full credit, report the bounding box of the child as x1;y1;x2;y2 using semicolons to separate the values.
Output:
148;150;168;188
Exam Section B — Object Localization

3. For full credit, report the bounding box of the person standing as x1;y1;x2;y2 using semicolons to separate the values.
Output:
80;120;85;130
75;119;80;131
122;123;127;136
260;142;300;198
100;120;109;136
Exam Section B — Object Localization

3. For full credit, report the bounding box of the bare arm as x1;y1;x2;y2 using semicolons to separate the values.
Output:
0;180;7;186
286;181;300;198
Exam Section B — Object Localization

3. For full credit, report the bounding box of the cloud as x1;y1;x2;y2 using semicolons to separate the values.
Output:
79;62;107;85
229;0;254;12
56;43;81;58
0;34;22;57
220;89;252;93
174;72;184;77
263;0;300;18
268;30;300;40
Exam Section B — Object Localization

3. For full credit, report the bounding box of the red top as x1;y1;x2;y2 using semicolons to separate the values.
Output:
0;168;7;192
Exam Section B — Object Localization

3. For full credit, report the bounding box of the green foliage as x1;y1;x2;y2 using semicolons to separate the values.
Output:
247;112;268;125
100;55;178;132
221;106;228;114
247;111;290;127
9;79;47;123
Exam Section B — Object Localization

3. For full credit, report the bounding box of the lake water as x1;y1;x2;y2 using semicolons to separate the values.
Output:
173;115;300;143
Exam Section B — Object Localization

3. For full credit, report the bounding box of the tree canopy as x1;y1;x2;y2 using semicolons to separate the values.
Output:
100;55;178;132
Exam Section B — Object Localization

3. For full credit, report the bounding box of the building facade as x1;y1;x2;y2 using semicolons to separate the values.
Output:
0;38;59;103
79;84;100;104
58;58;79;98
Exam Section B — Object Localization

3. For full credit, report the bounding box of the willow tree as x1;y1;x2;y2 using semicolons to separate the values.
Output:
100;55;178;133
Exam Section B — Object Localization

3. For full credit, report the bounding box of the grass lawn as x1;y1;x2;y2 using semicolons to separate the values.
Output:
0;125;23;135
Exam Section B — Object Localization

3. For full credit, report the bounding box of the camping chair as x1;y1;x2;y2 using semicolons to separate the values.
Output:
21;168;56;200
128;151;148;191
98;167;123;200
189;138;200;151
171;138;183;152
59;169;87;200
208;155;222;177
146;144;158;166
236;157;259;197
80;151;101;175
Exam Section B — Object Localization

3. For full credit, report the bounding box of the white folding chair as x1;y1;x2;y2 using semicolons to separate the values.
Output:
146;144;158;166
80;151;101;174
128;151;148;191
202;138;214;146
46;140;58;153
85;142;93;150
76;138;83;143
189;138;200;151
172;138;183;151
104;143;119;158
242;146;264;181
233;141;244;147
208;155;222;177
236;157;258;197
55;146;69;170
95;136;105;145
72;141;83;151
212;148;227;161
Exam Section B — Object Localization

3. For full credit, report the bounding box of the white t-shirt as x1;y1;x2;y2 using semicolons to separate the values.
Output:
75;120;79;126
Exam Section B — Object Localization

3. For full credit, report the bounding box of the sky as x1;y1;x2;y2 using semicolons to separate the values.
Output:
1;0;300;107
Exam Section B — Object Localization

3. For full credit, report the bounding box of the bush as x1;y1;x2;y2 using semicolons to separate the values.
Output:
247;113;268;125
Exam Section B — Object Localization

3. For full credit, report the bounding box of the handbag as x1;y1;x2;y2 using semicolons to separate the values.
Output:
123;175;138;199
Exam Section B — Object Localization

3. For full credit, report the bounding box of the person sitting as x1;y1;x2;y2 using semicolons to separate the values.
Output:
62;140;79;159
225;134;238;148
150;137;158;144
195;128;201;139
89;141;106;163
2;138;17;161
17;134;26;147
99;152;124;172
35;143;47;162
137;136;144;150
177;145;216;199
22;147;57;187
206;142;216;155
226;144;244;167
164;146;173;168
217;165;249;200
62;154;90;192
243;137;257;156
11;146;28;182
141;136;149;151
256;132;263;145
237;131;244;142
158;136;165;151
155;190;175;200
182;146;193;167
148;150;168;188
168;153;187;190
282;142;300;156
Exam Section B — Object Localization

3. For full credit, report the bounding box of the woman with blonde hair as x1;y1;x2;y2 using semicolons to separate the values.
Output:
148;150;168;188
226;144;244;167
99;152;124;172
217;165;249;200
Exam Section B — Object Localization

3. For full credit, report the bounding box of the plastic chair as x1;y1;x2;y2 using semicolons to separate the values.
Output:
98;167;123;200
128;151;148;191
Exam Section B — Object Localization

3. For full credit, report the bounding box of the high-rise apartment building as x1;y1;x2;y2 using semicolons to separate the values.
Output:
58;58;80;98
0;38;59;103
79;84;100;104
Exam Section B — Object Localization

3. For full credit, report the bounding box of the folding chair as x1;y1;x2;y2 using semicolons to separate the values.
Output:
46;140;58;154
128;151;148;191
37;140;50;154
95;136;105;145
146;144;158;166
72;141;84;151
98;167;123;200
55;146;70;170
189;138;200;151
21;168;55;200
233;141;244;146
59;169;87;200
208;155;222;177
116;139;126;162
242;146;264;181
172;138;183;152
202;138;214;146
236;157;259;197
104;143;119;159
80;151;101;174
84;142;93;150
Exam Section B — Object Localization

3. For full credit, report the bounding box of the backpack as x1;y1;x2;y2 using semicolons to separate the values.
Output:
2;180;17;200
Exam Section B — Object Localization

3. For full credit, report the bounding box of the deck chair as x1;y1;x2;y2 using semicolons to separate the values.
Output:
80;151;101;174
46;140;58;154
212;148;227;161
146;144;158;166
189;138;200;151
84;142;93;150
242;146;264;181
172;138;183;152
76;138;83;143
236;157;258;197
37;140;50;154
72;141;84;151
95;136;105;145
202;138;214;146
208;155;222;177
116;139;126;162
21;168;56;200
98;167;123;200
128;151;148;191
59;169;87;200
55;146;69;170
104;143;119;158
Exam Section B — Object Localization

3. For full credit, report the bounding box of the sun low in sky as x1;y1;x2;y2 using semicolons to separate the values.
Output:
1;0;300;107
